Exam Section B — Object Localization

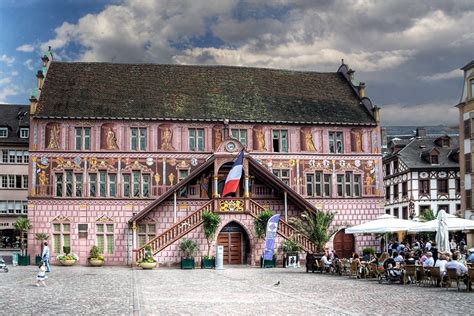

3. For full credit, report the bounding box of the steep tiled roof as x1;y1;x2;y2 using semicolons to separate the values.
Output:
396;136;459;169
0;104;30;145
35;62;376;125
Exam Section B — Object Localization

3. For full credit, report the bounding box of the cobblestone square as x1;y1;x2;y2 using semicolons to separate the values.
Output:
0;265;472;315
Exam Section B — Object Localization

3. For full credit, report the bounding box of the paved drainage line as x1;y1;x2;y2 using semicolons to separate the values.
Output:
132;268;141;316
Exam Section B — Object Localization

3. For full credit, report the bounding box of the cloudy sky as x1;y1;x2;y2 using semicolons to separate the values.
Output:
1;0;473;126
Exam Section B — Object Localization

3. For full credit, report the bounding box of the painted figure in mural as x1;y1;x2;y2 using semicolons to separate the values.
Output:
351;129;362;152
364;173;374;195
39;171;48;195
214;128;222;149
168;173;175;186
199;174;209;198
161;128;174;150
47;124;60;149
305;131;316;151
256;130;266;151
106;128;118;150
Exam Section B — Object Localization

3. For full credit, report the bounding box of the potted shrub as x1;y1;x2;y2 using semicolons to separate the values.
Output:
57;246;79;266
139;245;157;269
13;217;32;266
35;233;49;265
201;211;220;269
280;238;301;268
179;238;198;269
88;245;105;267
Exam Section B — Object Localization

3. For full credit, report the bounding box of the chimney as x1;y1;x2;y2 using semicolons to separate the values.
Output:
358;82;366;98
36;70;44;89
416;127;426;138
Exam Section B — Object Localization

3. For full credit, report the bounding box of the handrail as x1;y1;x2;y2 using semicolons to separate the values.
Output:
135;200;213;262
247;199;316;253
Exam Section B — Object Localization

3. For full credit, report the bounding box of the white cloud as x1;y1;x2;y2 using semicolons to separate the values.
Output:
0;54;15;66
0;85;20;103
381;101;458;126
420;69;463;81
24;59;34;71
11;71;18;76
16;44;35;53
0;78;11;85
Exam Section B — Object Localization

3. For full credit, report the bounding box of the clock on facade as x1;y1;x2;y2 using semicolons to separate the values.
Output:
226;141;236;152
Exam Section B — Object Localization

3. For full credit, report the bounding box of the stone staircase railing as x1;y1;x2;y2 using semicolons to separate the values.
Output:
135;200;213;262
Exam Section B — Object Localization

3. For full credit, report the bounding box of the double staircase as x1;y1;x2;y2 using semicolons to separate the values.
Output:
135;199;316;262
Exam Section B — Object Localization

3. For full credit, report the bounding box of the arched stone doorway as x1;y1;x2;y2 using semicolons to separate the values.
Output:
217;221;250;264
333;230;354;259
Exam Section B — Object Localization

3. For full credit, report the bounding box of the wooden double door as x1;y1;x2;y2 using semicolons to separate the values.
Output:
333;230;354;259
217;232;243;264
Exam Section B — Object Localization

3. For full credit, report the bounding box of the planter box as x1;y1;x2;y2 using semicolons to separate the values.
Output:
18;255;30;266
89;259;104;267
60;259;76;266
35;255;43;265
283;252;299;268
181;258;195;269
201;258;215;269
140;261;157;269
260;255;276;268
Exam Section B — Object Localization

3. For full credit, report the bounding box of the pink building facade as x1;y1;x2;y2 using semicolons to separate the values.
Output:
27;51;384;266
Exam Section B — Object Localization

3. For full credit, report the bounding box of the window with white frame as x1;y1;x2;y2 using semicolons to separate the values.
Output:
0;200;28;214
329;131;344;153
89;173;97;197
75;127;91;150
323;174;332;197
96;223;114;254
1;150;28;164
126;171;151;198
0;175;27;189
272;129;288;152
272;169;290;185
53;222;70;254
0;128;8;138
20;128;29;139
138;223;156;247
188;128;205;151
130;127;147;151
231;128;248;146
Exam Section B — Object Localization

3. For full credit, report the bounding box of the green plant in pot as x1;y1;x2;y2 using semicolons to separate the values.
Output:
139;245;157;269
35;232;49;265
201;211;220;269
88;245;105;267
56;246;79;266
179;238;198;269
13;217;32;266
280;238;301;268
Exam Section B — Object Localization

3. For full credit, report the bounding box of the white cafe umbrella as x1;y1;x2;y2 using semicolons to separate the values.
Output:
408;214;474;232
435;209;450;253
345;214;422;234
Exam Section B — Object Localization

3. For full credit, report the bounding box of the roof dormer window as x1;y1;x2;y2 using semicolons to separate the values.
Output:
470;78;474;99
430;154;439;164
20;128;29;139
0;128;7;138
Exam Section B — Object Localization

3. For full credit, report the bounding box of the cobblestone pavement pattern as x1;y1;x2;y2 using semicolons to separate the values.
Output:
1;265;472;315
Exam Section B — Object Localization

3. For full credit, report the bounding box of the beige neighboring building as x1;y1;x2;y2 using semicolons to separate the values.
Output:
0;104;29;248
457;60;474;247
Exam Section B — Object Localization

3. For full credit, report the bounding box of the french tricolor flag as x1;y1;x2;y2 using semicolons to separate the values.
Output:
222;150;244;197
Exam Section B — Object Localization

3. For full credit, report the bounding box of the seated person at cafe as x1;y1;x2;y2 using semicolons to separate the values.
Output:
405;252;416;265
434;253;448;286
423;252;434;267
393;252;405;264
378;252;390;271
445;254;469;288
321;252;332;271
467;248;474;263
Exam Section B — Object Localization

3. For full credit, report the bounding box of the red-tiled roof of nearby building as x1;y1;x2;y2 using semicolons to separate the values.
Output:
35;62;376;125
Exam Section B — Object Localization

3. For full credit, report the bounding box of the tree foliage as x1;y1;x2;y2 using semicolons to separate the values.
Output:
419;209;436;222
289;210;336;252
202;211;221;257
254;210;274;240
14;217;32;255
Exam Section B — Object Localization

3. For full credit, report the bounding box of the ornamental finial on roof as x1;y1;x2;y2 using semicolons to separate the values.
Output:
341;58;344;65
